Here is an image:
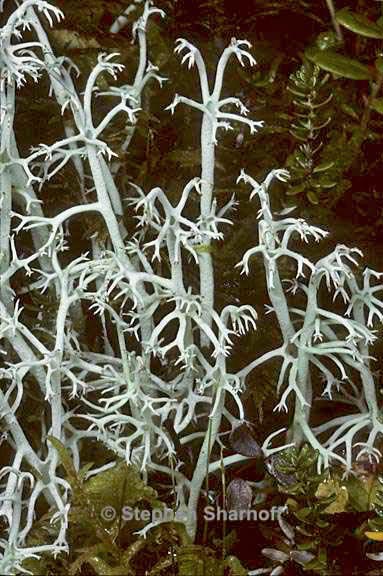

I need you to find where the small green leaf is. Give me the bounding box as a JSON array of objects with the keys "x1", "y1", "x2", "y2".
[
  {"x1": 224, "y1": 556, "x2": 248, "y2": 576},
  {"x1": 315, "y1": 31, "x2": 342, "y2": 51},
  {"x1": 316, "y1": 516, "x2": 331, "y2": 527},
  {"x1": 312, "y1": 160, "x2": 335, "y2": 173},
  {"x1": 294, "y1": 507, "x2": 312, "y2": 521},
  {"x1": 315, "y1": 176, "x2": 337, "y2": 189},
  {"x1": 335, "y1": 8, "x2": 383, "y2": 39},
  {"x1": 370, "y1": 97, "x2": 383, "y2": 115},
  {"x1": 304, "y1": 553, "x2": 328, "y2": 573},
  {"x1": 286, "y1": 182, "x2": 306, "y2": 196},
  {"x1": 307, "y1": 189, "x2": 319, "y2": 205},
  {"x1": 315, "y1": 479, "x2": 349, "y2": 513},
  {"x1": 47, "y1": 436, "x2": 79, "y2": 487},
  {"x1": 85, "y1": 460, "x2": 162, "y2": 511},
  {"x1": 305, "y1": 48, "x2": 372, "y2": 80},
  {"x1": 298, "y1": 444, "x2": 312, "y2": 464},
  {"x1": 346, "y1": 475, "x2": 371, "y2": 511}
]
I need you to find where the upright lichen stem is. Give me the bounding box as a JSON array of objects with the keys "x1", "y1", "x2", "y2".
[
  {"x1": 199, "y1": 113, "x2": 215, "y2": 348},
  {"x1": 185, "y1": 388, "x2": 226, "y2": 540}
]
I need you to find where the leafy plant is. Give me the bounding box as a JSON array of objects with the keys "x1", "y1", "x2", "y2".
[
  {"x1": 284, "y1": 57, "x2": 336, "y2": 205},
  {"x1": 23, "y1": 437, "x2": 165, "y2": 575}
]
